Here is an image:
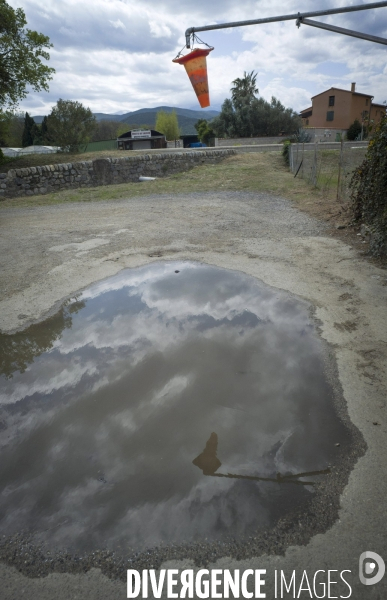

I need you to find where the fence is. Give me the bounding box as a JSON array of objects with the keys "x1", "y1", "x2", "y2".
[{"x1": 289, "y1": 141, "x2": 368, "y2": 201}]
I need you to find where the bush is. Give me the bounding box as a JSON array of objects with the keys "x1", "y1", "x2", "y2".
[
  {"x1": 292, "y1": 128, "x2": 312, "y2": 143},
  {"x1": 347, "y1": 119, "x2": 362, "y2": 141},
  {"x1": 349, "y1": 115, "x2": 387, "y2": 256},
  {"x1": 282, "y1": 139, "x2": 292, "y2": 164},
  {"x1": 0, "y1": 148, "x2": 10, "y2": 165}
]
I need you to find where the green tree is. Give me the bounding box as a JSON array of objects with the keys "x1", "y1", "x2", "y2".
[
  {"x1": 46, "y1": 99, "x2": 96, "y2": 152},
  {"x1": 155, "y1": 109, "x2": 180, "y2": 140},
  {"x1": 231, "y1": 71, "x2": 259, "y2": 111},
  {"x1": 41, "y1": 115, "x2": 49, "y2": 143},
  {"x1": 21, "y1": 111, "x2": 35, "y2": 146},
  {"x1": 194, "y1": 118, "x2": 215, "y2": 144},
  {"x1": 0, "y1": 0, "x2": 55, "y2": 108},
  {"x1": 0, "y1": 109, "x2": 10, "y2": 145},
  {"x1": 346, "y1": 119, "x2": 362, "y2": 141},
  {"x1": 0, "y1": 110, "x2": 23, "y2": 146},
  {"x1": 211, "y1": 98, "x2": 236, "y2": 137},
  {"x1": 91, "y1": 119, "x2": 121, "y2": 142},
  {"x1": 211, "y1": 74, "x2": 301, "y2": 138}
]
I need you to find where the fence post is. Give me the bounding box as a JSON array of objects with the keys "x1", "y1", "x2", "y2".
[
  {"x1": 301, "y1": 142, "x2": 305, "y2": 178},
  {"x1": 336, "y1": 138, "x2": 344, "y2": 201},
  {"x1": 312, "y1": 142, "x2": 318, "y2": 187}
]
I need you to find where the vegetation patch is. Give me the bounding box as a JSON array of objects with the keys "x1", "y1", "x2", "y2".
[{"x1": 350, "y1": 116, "x2": 387, "y2": 256}]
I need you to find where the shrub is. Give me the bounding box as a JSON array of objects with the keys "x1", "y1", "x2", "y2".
[
  {"x1": 349, "y1": 115, "x2": 387, "y2": 256},
  {"x1": 346, "y1": 119, "x2": 362, "y2": 141},
  {"x1": 282, "y1": 139, "x2": 292, "y2": 164},
  {"x1": 292, "y1": 128, "x2": 312, "y2": 143}
]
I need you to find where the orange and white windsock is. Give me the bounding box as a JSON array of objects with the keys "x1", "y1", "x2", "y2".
[{"x1": 173, "y1": 48, "x2": 213, "y2": 108}]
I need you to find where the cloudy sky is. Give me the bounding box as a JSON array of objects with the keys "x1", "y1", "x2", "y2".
[{"x1": 9, "y1": 0, "x2": 387, "y2": 115}]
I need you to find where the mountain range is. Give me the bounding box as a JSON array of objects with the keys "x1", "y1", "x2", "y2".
[{"x1": 32, "y1": 106, "x2": 220, "y2": 135}]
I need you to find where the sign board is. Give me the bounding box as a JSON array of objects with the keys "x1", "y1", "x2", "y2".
[{"x1": 131, "y1": 129, "x2": 152, "y2": 139}]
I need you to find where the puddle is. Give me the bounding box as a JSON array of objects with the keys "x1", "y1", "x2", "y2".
[{"x1": 0, "y1": 261, "x2": 350, "y2": 557}]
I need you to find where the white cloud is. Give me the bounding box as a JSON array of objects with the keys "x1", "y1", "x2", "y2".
[
  {"x1": 7, "y1": 0, "x2": 387, "y2": 113},
  {"x1": 109, "y1": 19, "x2": 126, "y2": 30}
]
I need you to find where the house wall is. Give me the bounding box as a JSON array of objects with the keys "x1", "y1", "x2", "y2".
[
  {"x1": 350, "y1": 94, "x2": 371, "y2": 125},
  {"x1": 0, "y1": 149, "x2": 236, "y2": 200},
  {"x1": 370, "y1": 104, "x2": 386, "y2": 124},
  {"x1": 305, "y1": 89, "x2": 385, "y2": 130},
  {"x1": 308, "y1": 90, "x2": 353, "y2": 129}
]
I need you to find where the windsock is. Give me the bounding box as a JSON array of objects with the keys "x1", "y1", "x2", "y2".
[{"x1": 173, "y1": 47, "x2": 213, "y2": 108}]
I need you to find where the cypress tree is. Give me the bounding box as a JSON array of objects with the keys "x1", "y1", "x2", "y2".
[
  {"x1": 41, "y1": 116, "x2": 49, "y2": 143},
  {"x1": 22, "y1": 112, "x2": 35, "y2": 147}
]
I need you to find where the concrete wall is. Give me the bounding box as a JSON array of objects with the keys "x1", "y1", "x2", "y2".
[
  {"x1": 0, "y1": 149, "x2": 236, "y2": 200},
  {"x1": 303, "y1": 128, "x2": 348, "y2": 143},
  {"x1": 217, "y1": 136, "x2": 285, "y2": 146}
]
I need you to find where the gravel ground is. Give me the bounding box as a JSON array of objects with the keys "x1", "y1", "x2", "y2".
[{"x1": 0, "y1": 190, "x2": 386, "y2": 599}]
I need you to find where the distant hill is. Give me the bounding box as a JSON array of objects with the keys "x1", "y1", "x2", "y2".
[{"x1": 33, "y1": 106, "x2": 220, "y2": 135}]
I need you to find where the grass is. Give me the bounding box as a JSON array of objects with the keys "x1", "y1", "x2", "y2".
[{"x1": 0, "y1": 152, "x2": 326, "y2": 210}]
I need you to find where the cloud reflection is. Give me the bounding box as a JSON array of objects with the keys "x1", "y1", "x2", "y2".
[{"x1": 0, "y1": 262, "x2": 345, "y2": 553}]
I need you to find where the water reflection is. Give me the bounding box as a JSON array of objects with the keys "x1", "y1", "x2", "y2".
[
  {"x1": 193, "y1": 433, "x2": 331, "y2": 485},
  {"x1": 0, "y1": 300, "x2": 85, "y2": 379},
  {"x1": 0, "y1": 261, "x2": 346, "y2": 553}
]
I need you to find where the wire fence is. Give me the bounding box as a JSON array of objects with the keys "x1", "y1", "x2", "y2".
[{"x1": 289, "y1": 141, "x2": 368, "y2": 201}]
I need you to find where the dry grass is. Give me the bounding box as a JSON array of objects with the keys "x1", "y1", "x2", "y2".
[{"x1": 0, "y1": 152, "x2": 327, "y2": 210}]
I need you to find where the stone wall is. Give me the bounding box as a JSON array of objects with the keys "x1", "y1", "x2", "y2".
[{"x1": 0, "y1": 149, "x2": 236, "y2": 200}]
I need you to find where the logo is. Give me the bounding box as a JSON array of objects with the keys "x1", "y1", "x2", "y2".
[{"x1": 359, "y1": 551, "x2": 385, "y2": 586}]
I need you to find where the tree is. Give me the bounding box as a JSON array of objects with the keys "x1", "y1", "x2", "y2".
[
  {"x1": 21, "y1": 112, "x2": 35, "y2": 147},
  {"x1": 91, "y1": 119, "x2": 121, "y2": 142},
  {"x1": 211, "y1": 73, "x2": 301, "y2": 138},
  {"x1": 41, "y1": 116, "x2": 49, "y2": 143},
  {"x1": 46, "y1": 99, "x2": 96, "y2": 151},
  {"x1": 211, "y1": 99, "x2": 236, "y2": 138},
  {"x1": 0, "y1": 0, "x2": 55, "y2": 108},
  {"x1": 231, "y1": 71, "x2": 259, "y2": 111},
  {"x1": 0, "y1": 110, "x2": 23, "y2": 146},
  {"x1": 155, "y1": 109, "x2": 180, "y2": 140},
  {"x1": 194, "y1": 119, "x2": 215, "y2": 145},
  {"x1": 346, "y1": 119, "x2": 362, "y2": 141}
]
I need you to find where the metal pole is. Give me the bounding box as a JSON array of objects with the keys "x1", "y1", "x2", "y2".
[
  {"x1": 313, "y1": 142, "x2": 318, "y2": 187},
  {"x1": 185, "y1": 1, "x2": 387, "y2": 46},
  {"x1": 300, "y1": 18, "x2": 387, "y2": 46}
]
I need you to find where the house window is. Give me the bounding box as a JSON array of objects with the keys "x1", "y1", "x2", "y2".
[
  {"x1": 306, "y1": 119, "x2": 309, "y2": 126},
  {"x1": 326, "y1": 111, "x2": 334, "y2": 122},
  {"x1": 366, "y1": 98, "x2": 369, "y2": 106},
  {"x1": 329, "y1": 95, "x2": 335, "y2": 106}
]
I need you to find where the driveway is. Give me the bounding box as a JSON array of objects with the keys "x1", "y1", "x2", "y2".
[{"x1": 0, "y1": 190, "x2": 386, "y2": 599}]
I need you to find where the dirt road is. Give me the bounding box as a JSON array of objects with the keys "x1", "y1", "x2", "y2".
[{"x1": 0, "y1": 189, "x2": 386, "y2": 598}]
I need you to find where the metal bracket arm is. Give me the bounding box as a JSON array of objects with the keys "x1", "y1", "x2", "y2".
[
  {"x1": 298, "y1": 17, "x2": 387, "y2": 45},
  {"x1": 185, "y1": 1, "x2": 387, "y2": 47}
]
